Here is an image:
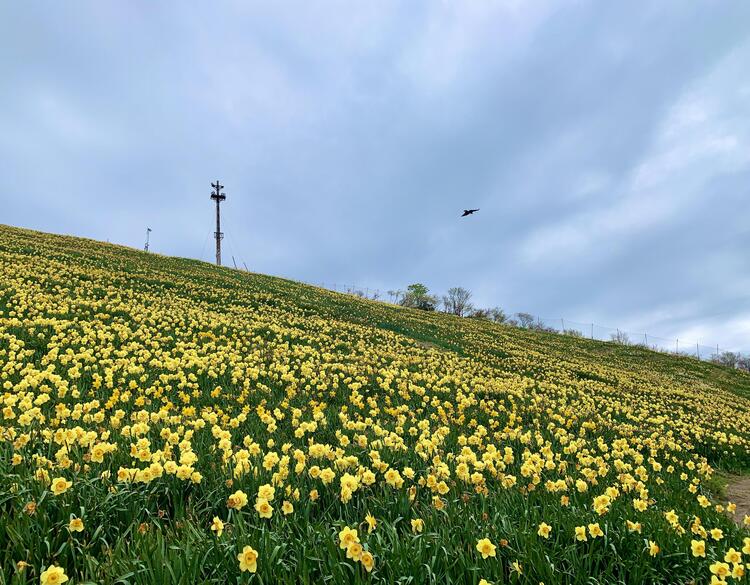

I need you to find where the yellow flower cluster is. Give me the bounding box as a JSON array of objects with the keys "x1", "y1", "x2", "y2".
[
  {"x1": 339, "y1": 527, "x2": 375, "y2": 572},
  {"x1": 1, "y1": 225, "x2": 750, "y2": 582}
]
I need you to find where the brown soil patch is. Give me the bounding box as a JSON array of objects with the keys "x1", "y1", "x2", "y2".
[{"x1": 726, "y1": 476, "x2": 750, "y2": 525}]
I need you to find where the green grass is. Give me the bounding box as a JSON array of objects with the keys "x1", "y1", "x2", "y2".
[{"x1": 1, "y1": 223, "x2": 750, "y2": 584}]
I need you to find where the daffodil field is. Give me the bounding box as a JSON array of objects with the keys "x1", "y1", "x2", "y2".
[{"x1": 2, "y1": 225, "x2": 750, "y2": 584}]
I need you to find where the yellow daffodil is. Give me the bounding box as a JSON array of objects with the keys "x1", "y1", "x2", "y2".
[
  {"x1": 227, "y1": 490, "x2": 248, "y2": 510},
  {"x1": 211, "y1": 516, "x2": 224, "y2": 537},
  {"x1": 724, "y1": 548, "x2": 741, "y2": 564},
  {"x1": 237, "y1": 545, "x2": 258, "y2": 573},
  {"x1": 710, "y1": 561, "x2": 730, "y2": 578},
  {"x1": 538, "y1": 522, "x2": 552, "y2": 539},
  {"x1": 360, "y1": 551, "x2": 375, "y2": 573},
  {"x1": 339, "y1": 526, "x2": 359, "y2": 550},
  {"x1": 365, "y1": 512, "x2": 376, "y2": 533},
  {"x1": 476, "y1": 538, "x2": 496, "y2": 559},
  {"x1": 50, "y1": 477, "x2": 72, "y2": 496},
  {"x1": 254, "y1": 497, "x2": 273, "y2": 519},
  {"x1": 40, "y1": 566, "x2": 68, "y2": 585},
  {"x1": 68, "y1": 517, "x2": 84, "y2": 533},
  {"x1": 346, "y1": 541, "x2": 363, "y2": 561}
]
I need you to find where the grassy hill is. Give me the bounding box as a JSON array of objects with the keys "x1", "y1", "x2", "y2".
[{"x1": 1, "y1": 223, "x2": 749, "y2": 584}]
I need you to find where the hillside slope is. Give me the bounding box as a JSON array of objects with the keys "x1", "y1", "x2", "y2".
[{"x1": 1, "y1": 224, "x2": 749, "y2": 584}]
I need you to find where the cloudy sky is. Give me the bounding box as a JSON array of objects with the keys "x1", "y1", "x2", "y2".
[{"x1": 2, "y1": 1, "x2": 749, "y2": 352}]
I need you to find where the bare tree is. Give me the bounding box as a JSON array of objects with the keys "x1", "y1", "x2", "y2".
[
  {"x1": 469, "y1": 308, "x2": 490, "y2": 320},
  {"x1": 442, "y1": 287, "x2": 473, "y2": 317},
  {"x1": 516, "y1": 313, "x2": 535, "y2": 329},
  {"x1": 714, "y1": 351, "x2": 739, "y2": 368},
  {"x1": 488, "y1": 307, "x2": 507, "y2": 324},
  {"x1": 469, "y1": 306, "x2": 507, "y2": 323},
  {"x1": 531, "y1": 320, "x2": 556, "y2": 332},
  {"x1": 610, "y1": 330, "x2": 630, "y2": 345}
]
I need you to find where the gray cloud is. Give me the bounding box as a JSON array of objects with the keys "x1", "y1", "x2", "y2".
[{"x1": 1, "y1": 1, "x2": 749, "y2": 352}]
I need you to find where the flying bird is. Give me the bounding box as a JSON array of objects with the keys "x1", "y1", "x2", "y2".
[{"x1": 461, "y1": 209, "x2": 479, "y2": 217}]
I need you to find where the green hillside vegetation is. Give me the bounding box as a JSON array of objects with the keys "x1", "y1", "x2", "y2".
[{"x1": 1, "y1": 223, "x2": 749, "y2": 584}]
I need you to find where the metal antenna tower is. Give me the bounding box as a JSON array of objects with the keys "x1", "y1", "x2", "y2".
[
  {"x1": 144, "y1": 227, "x2": 152, "y2": 252},
  {"x1": 210, "y1": 180, "x2": 226, "y2": 266}
]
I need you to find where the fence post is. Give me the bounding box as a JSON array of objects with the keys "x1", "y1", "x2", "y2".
[
  {"x1": 591, "y1": 323, "x2": 594, "y2": 339},
  {"x1": 676, "y1": 339, "x2": 679, "y2": 354}
]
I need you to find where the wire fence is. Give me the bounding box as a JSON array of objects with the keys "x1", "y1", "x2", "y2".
[{"x1": 294, "y1": 280, "x2": 749, "y2": 366}]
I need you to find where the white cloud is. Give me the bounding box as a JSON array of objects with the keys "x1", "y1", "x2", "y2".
[
  {"x1": 518, "y1": 39, "x2": 750, "y2": 266},
  {"x1": 2, "y1": 1, "x2": 749, "y2": 353}
]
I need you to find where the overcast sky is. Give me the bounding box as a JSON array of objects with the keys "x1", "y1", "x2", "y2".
[{"x1": 2, "y1": 1, "x2": 749, "y2": 353}]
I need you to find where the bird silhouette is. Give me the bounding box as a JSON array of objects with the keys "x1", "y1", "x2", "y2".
[{"x1": 461, "y1": 209, "x2": 479, "y2": 217}]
